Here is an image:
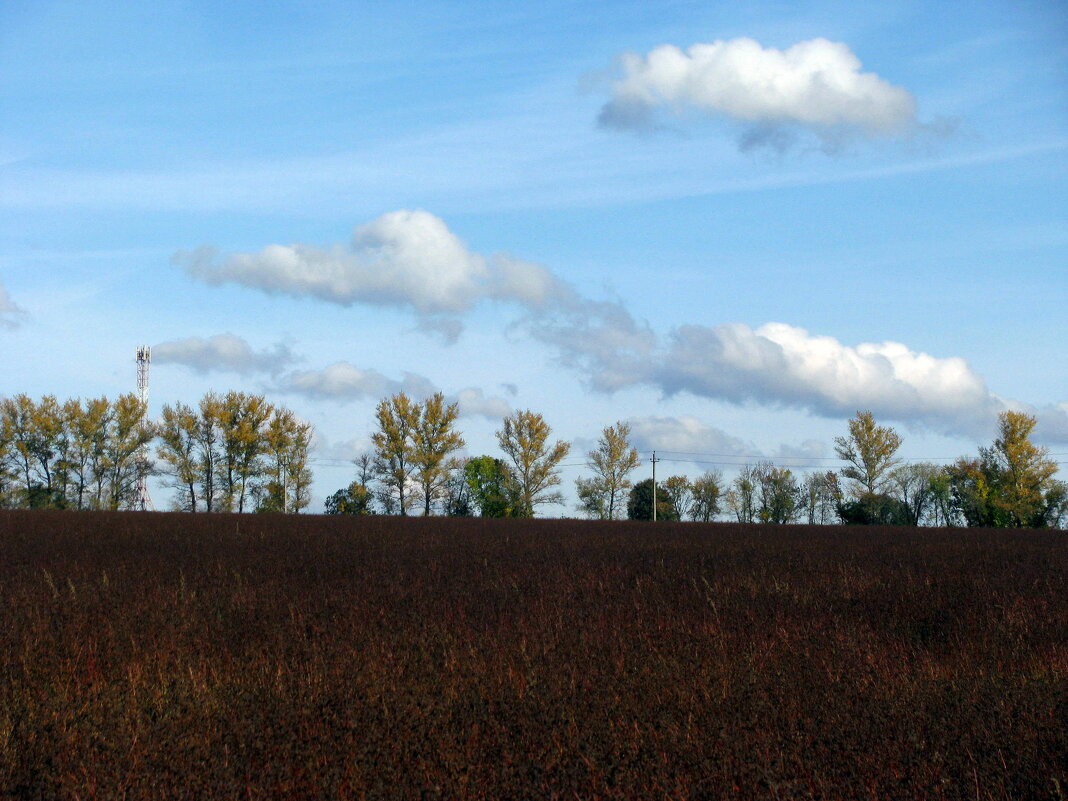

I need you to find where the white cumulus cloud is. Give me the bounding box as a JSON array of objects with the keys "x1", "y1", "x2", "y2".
[
  {"x1": 534, "y1": 309, "x2": 1028, "y2": 439},
  {"x1": 176, "y1": 209, "x2": 574, "y2": 340},
  {"x1": 659, "y1": 322, "x2": 999, "y2": 432},
  {"x1": 600, "y1": 37, "x2": 917, "y2": 150},
  {"x1": 154, "y1": 333, "x2": 298, "y2": 375}
]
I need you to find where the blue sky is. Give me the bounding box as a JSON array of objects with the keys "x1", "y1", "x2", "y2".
[{"x1": 2, "y1": 0, "x2": 1066, "y2": 511}]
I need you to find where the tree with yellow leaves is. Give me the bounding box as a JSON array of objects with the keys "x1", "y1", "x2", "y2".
[{"x1": 496, "y1": 409, "x2": 570, "y2": 518}]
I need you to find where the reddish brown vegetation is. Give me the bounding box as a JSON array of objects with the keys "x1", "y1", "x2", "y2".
[{"x1": 1, "y1": 510, "x2": 1065, "y2": 800}]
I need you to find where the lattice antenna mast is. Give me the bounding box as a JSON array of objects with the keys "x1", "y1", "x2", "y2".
[
  {"x1": 135, "y1": 346, "x2": 153, "y2": 511},
  {"x1": 137, "y1": 346, "x2": 151, "y2": 406}
]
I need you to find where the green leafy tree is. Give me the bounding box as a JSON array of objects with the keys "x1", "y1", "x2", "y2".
[
  {"x1": 464, "y1": 455, "x2": 516, "y2": 517},
  {"x1": 989, "y1": 411, "x2": 1061, "y2": 526},
  {"x1": 834, "y1": 410, "x2": 902, "y2": 498},
  {"x1": 627, "y1": 478, "x2": 679, "y2": 521},
  {"x1": 325, "y1": 482, "x2": 373, "y2": 515},
  {"x1": 575, "y1": 422, "x2": 639, "y2": 520},
  {"x1": 496, "y1": 410, "x2": 570, "y2": 518},
  {"x1": 837, "y1": 493, "x2": 911, "y2": 526},
  {"x1": 1, "y1": 394, "x2": 66, "y2": 507},
  {"x1": 196, "y1": 392, "x2": 224, "y2": 512}
]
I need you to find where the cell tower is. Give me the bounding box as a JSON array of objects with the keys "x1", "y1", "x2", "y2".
[
  {"x1": 135, "y1": 346, "x2": 153, "y2": 511},
  {"x1": 137, "y1": 345, "x2": 151, "y2": 406}
]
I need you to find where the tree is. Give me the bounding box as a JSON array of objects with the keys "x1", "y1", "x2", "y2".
[
  {"x1": 411, "y1": 392, "x2": 464, "y2": 516},
  {"x1": 496, "y1": 410, "x2": 570, "y2": 517},
  {"x1": 0, "y1": 408, "x2": 14, "y2": 508},
  {"x1": 64, "y1": 397, "x2": 111, "y2": 510},
  {"x1": 325, "y1": 482, "x2": 373, "y2": 515},
  {"x1": 101, "y1": 393, "x2": 155, "y2": 511},
  {"x1": 989, "y1": 411, "x2": 1061, "y2": 527},
  {"x1": 372, "y1": 393, "x2": 420, "y2": 515},
  {"x1": 576, "y1": 422, "x2": 640, "y2": 520},
  {"x1": 575, "y1": 477, "x2": 606, "y2": 519},
  {"x1": 754, "y1": 462, "x2": 800, "y2": 524},
  {"x1": 801, "y1": 471, "x2": 840, "y2": 525},
  {"x1": 889, "y1": 462, "x2": 940, "y2": 526},
  {"x1": 258, "y1": 408, "x2": 313, "y2": 513},
  {"x1": 627, "y1": 478, "x2": 679, "y2": 521},
  {"x1": 834, "y1": 411, "x2": 902, "y2": 498},
  {"x1": 927, "y1": 466, "x2": 957, "y2": 527},
  {"x1": 465, "y1": 456, "x2": 516, "y2": 517},
  {"x1": 157, "y1": 401, "x2": 200, "y2": 511},
  {"x1": 353, "y1": 453, "x2": 376, "y2": 485},
  {"x1": 948, "y1": 411, "x2": 1065, "y2": 528},
  {"x1": 837, "y1": 493, "x2": 911, "y2": 526},
  {"x1": 441, "y1": 458, "x2": 472, "y2": 516},
  {"x1": 195, "y1": 392, "x2": 224, "y2": 512},
  {"x1": 662, "y1": 475, "x2": 693, "y2": 520},
  {"x1": 216, "y1": 391, "x2": 273, "y2": 513},
  {"x1": 1, "y1": 394, "x2": 65, "y2": 507},
  {"x1": 725, "y1": 465, "x2": 759, "y2": 523},
  {"x1": 158, "y1": 392, "x2": 312, "y2": 513},
  {"x1": 689, "y1": 470, "x2": 723, "y2": 522}
]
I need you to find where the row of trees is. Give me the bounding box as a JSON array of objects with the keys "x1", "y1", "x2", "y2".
[
  {"x1": 156, "y1": 392, "x2": 313, "y2": 513},
  {"x1": 613, "y1": 411, "x2": 1065, "y2": 529},
  {"x1": 327, "y1": 395, "x2": 573, "y2": 519},
  {"x1": 0, "y1": 394, "x2": 153, "y2": 510},
  {"x1": 0, "y1": 392, "x2": 312, "y2": 513},
  {"x1": 331, "y1": 399, "x2": 1065, "y2": 529},
  {"x1": 5, "y1": 385, "x2": 1064, "y2": 528}
]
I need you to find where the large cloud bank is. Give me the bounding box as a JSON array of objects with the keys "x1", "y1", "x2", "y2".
[
  {"x1": 531, "y1": 302, "x2": 1061, "y2": 440},
  {"x1": 600, "y1": 37, "x2": 917, "y2": 149},
  {"x1": 177, "y1": 209, "x2": 570, "y2": 341},
  {"x1": 177, "y1": 212, "x2": 1068, "y2": 442}
]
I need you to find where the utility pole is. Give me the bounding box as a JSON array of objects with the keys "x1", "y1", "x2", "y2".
[{"x1": 651, "y1": 451, "x2": 659, "y2": 522}]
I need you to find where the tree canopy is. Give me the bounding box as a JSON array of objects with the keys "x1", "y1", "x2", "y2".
[{"x1": 496, "y1": 410, "x2": 570, "y2": 517}]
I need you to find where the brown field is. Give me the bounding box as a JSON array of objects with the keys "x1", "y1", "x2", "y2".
[{"x1": 0, "y1": 511, "x2": 1065, "y2": 800}]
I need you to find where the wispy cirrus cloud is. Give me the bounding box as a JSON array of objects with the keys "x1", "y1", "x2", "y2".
[
  {"x1": 277, "y1": 361, "x2": 511, "y2": 420},
  {"x1": 0, "y1": 280, "x2": 27, "y2": 329},
  {"x1": 278, "y1": 362, "x2": 437, "y2": 402},
  {"x1": 153, "y1": 333, "x2": 298, "y2": 375},
  {"x1": 626, "y1": 415, "x2": 829, "y2": 466},
  {"x1": 599, "y1": 37, "x2": 919, "y2": 151}
]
